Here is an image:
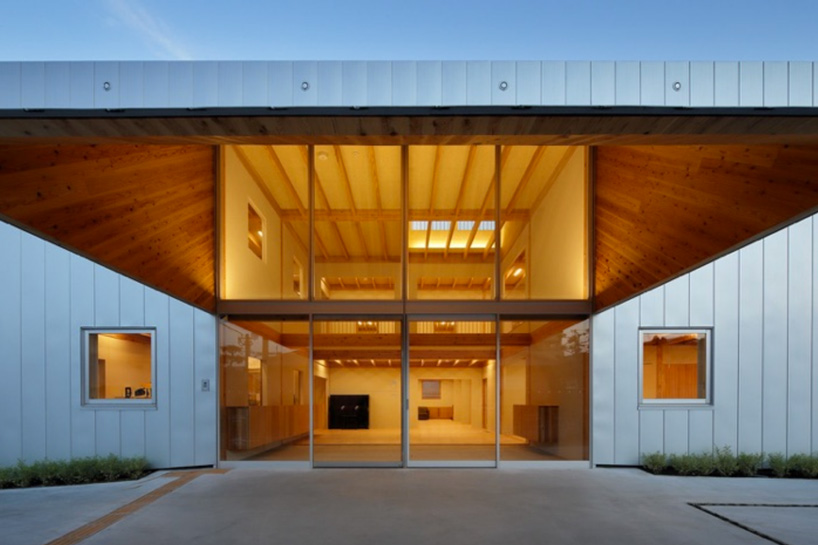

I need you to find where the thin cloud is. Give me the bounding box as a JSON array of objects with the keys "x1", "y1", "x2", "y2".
[{"x1": 103, "y1": 0, "x2": 192, "y2": 60}]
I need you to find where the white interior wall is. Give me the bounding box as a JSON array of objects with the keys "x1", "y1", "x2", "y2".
[
  {"x1": 0, "y1": 219, "x2": 217, "y2": 468},
  {"x1": 592, "y1": 214, "x2": 818, "y2": 466},
  {"x1": 97, "y1": 335, "x2": 152, "y2": 398}
]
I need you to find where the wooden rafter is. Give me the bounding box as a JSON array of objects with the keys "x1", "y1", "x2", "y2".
[
  {"x1": 367, "y1": 147, "x2": 389, "y2": 260},
  {"x1": 444, "y1": 145, "x2": 477, "y2": 258},
  {"x1": 424, "y1": 146, "x2": 442, "y2": 258},
  {"x1": 298, "y1": 147, "x2": 349, "y2": 259},
  {"x1": 280, "y1": 208, "x2": 527, "y2": 222},
  {"x1": 232, "y1": 146, "x2": 310, "y2": 256},
  {"x1": 530, "y1": 147, "x2": 578, "y2": 212},
  {"x1": 463, "y1": 146, "x2": 513, "y2": 258},
  {"x1": 333, "y1": 145, "x2": 369, "y2": 258},
  {"x1": 266, "y1": 146, "x2": 306, "y2": 214}
]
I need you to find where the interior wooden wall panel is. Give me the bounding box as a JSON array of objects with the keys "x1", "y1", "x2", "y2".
[
  {"x1": 0, "y1": 144, "x2": 216, "y2": 311},
  {"x1": 594, "y1": 145, "x2": 818, "y2": 310}
]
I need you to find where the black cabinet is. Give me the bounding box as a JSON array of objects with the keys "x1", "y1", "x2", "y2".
[{"x1": 328, "y1": 395, "x2": 369, "y2": 429}]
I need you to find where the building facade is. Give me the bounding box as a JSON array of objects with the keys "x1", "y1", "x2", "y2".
[{"x1": 0, "y1": 60, "x2": 816, "y2": 468}]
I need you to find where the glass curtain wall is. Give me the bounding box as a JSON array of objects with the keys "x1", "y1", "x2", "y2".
[{"x1": 499, "y1": 320, "x2": 590, "y2": 461}]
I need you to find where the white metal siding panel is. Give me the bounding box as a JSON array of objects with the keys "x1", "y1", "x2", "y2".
[
  {"x1": 69, "y1": 254, "x2": 96, "y2": 458},
  {"x1": 739, "y1": 61, "x2": 763, "y2": 106},
  {"x1": 120, "y1": 409, "x2": 146, "y2": 460},
  {"x1": 565, "y1": 61, "x2": 591, "y2": 106},
  {"x1": 143, "y1": 62, "x2": 169, "y2": 108},
  {"x1": 169, "y1": 299, "x2": 195, "y2": 467},
  {"x1": 268, "y1": 61, "x2": 294, "y2": 107},
  {"x1": 144, "y1": 288, "x2": 171, "y2": 467},
  {"x1": 737, "y1": 241, "x2": 764, "y2": 453},
  {"x1": 391, "y1": 61, "x2": 417, "y2": 106},
  {"x1": 241, "y1": 61, "x2": 267, "y2": 106},
  {"x1": 342, "y1": 61, "x2": 367, "y2": 106},
  {"x1": 762, "y1": 230, "x2": 789, "y2": 454},
  {"x1": 44, "y1": 245, "x2": 71, "y2": 461},
  {"x1": 0, "y1": 62, "x2": 21, "y2": 108},
  {"x1": 21, "y1": 62, "x2": 45, "y2": 109},
  {"x1": 689, "y1": 62, "x2": 714, "y2": 107},
  {"x1": 712, "y1": 252, "x2": 740, "y2": 450},
  {"x1": 491, "y1": 61, "x2": 515, "y2": 105},
  {"x1": 21, "y1": 234, "x2": 47, "y2": 462},
  {"x1": 615, "y1": 61, "x2": 640, "y2": 105},
  {"x1": 663, "y1": 410, "x2": 689, "y2": 454},
  {"x1": 814, "y1": 217, "x2": 818, "y2": 454},
  {"x1": 763, "y1": 61, "x2": 789, "y2": 107},
  {"x1": 217, "y1": 62, "x2": 242, "y2": 107},
  {"x1": 44, "y1": 62, "x2": 71, "y2": 108},
  {"x1": 788, "y1": 61, "x2": 813, "y2": 107},
  {"x1": 441, "y1": 61, "x2": 466, "y2": 106},
  {"x1": 95, "y1": 411, "x2": 121, "y2": 456},
  {"x1": 591, "y1": 309, "x2": 615, "y2": 465},
  {"x1": 168, "y1": 62, "x2": 193, "y2": 108},
  {"x1": 639, "y1": 411, "x2": 664, "y2": 457},
  {"x1": 366, "y1": 61, "x2": 392, "y2": 106},
  {"x1": 787, "y1": 218, "x2": 812, "y2": 455},
  {"x1": 192, "y1": 61, "x2": 218, "y2": 108},
  {"x1": 591, "y1": 61, "x2": 615, "y2": 106},
  {"x1": 689, "y1": 264, "x2": 715, "y2": 327},
  {"x1": 416, "y1": 61, "x2": 441, "y2": 106},
  {"x1": 94, "y1": 62, "x2": 119, "y2": 109},
  {"x1": 467, "y1": 61, "x2": 491, "y2": 106},
  {"x1": 639, "y1": 286, "x2": 664, "y2": 326},
  {"x1": 69, "y1": 62, "x2": 94, "y2": 108},
  {"x1": 665, "y1": 62, "x2": 690, "y2": 107},
  {"x1": 714, "y1": 62, "x2": 740, "y2": 107},
  {"x1": 613, "y1": 299, "x2": 639, "y2": 464},
  {"x1": 688, "y1": 410, "x2": 713, "y2": 453},
  {"x1": 0, "y1": 223, "x2": 22, "y2": 465},
  {"x1": 663, "y1": 275, "x2": 690, "y2": 327},
  {"x1": 119, "y1": 277, "x2": 146, "y2": 459},
  {"x1": 194, "y1": 310, "x2": 217, "y2": 465},
  {"x1": 317, "y1": 61, "x2": 342, "y2": 106},
  {"x1": 292, "y1": 62, "x2": 318, "y2": 107},
  {"x1": 119, "y1": 62, "x2": 144, "y2": 108},
  {"x1": 94, "y1": 265, "x2": 120, "y2": 326},
  {"x1": 515, "y1": 61, "x2": 540, "y2": 105},
  {"x1": 541, "y1": 61, "x2": 566, "y2": 105},
  {"x1": 640, "y1": 62, "x2": 665, "y2": 106}
]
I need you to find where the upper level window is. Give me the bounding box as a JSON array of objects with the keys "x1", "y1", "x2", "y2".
[
  {"x1": 640, "y1": 330, "x2": 710, "y2": 405},
  {"x1": 83, "y1": 329, "x2": 156, "y2": 407}
]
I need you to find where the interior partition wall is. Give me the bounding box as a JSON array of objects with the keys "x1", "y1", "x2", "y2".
[{"x1": 218, "y1": 143, "x2": 592, "y2": 467}]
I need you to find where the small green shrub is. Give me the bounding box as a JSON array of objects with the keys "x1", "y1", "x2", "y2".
[
  {"x1": 786, "y1": 454, "x2": 818, "y2": 479},
  {"x1": 0, "y1": 456, "x2": 149, "y2": 489},
  {"x1": 668, "y1": 452, "x2": 715, "y2": 476},
  {"x1": 642, "y1": 452, "x2": 667, "y2": 474},
  {"x1": 713, "y1": 446, "x2": 739, "y2": 477},
  {"x1": 736, "y1": 452, "x2": 763, "y2": 477},
  {"x1": 768, "y1": 452, "x2": 788, "y2": 478}
]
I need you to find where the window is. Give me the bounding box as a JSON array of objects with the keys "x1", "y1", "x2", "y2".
[
  {"x1": 421, "y1": 379, "x2": 441, "y2": 400},
  {"x1": 248, "y1": 202, "x2": 264, "y2": 259},
  {"x1": 640, "y1": 330, "x2": 710, "y2": 404},
  {"x1": 83, "y1": 329, "x2": 156, "y2": 407}
]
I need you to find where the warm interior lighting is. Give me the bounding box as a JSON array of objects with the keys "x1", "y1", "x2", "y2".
[{"x1": 513, "y1": 267, "x2": 524, "y2": 277}]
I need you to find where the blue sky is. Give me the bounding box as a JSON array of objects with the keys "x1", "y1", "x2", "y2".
[{"x1": 1, "y1": 0, "x2": 816, "y2": 61}]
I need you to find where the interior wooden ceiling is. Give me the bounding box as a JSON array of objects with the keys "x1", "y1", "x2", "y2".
[
  {"x1": 0, "y1": 144, "x2": 216, "y2": 310},
  {"x1": 595, "y1": 144, "x2": 818, "y2": 310}
]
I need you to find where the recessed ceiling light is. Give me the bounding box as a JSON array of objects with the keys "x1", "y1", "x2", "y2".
[{"x1": 317, "y1": 151, "x2": 329, "y2": 161}]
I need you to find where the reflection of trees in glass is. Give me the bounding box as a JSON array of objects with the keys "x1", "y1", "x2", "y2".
[{"x1": 561, "y1": 321, "x2": 589, "y2": 358}]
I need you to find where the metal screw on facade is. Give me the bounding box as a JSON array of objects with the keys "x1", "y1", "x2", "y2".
[
  {"x1": 673, "y1": 81, "x2": 682, "y2": 91},
  {"x1": 103, "y1": 82, "x2": 111, "y2": 91},
  {"x1": 301, "y1": 81, "x2": 310, "y2": 91},
  {"x1": 499, "y1": 81, "x2": 508, "y2": 91}
]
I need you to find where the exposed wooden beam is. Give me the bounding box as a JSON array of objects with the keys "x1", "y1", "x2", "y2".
[
  {"x1": 298, "y1": 147, "x2": 349, "y2": 259},
  {"x1": 333, "y1": 145, "x2": 369, "y2": 258},
  {"x1": 280, "y1": 208, "x2": 527, "y2": 222},
  {"x1": 444, "y1": 145, "x2": 478, "y2": 258},
  {"x1": 315, "y1": 348, "x2": 497, "y2": 360},
  {"x1": 367, "y1": 147, "x2": 389, "y2": 259},
  {"x1": 464, "y1": 145, "x2": 513, "y2": 258},
  {"x1": 424, "y1": 146, "x2": 442, "y2": 258},
  {"x1": 266, "y1": 146, "x2": 306, "y2": 214},
  {"x1": 505, "y1": 146, "x2": 547, "y2": 212},
  {"x1": 232, "y1": 146, "x2": 309, "y2": 256},
  {"x1": 530, "y1": 146, "x2": 578, "y2": 212}
]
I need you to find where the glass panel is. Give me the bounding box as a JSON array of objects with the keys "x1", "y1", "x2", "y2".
[
  {"x1": 220, "y1": 320, "x2": 310, "y2": 461},
  {"x1": 87, "y1": 332, "x2": 153, "y2": 401},
  {"x1": 642, "y1": 331, "x2": 708, "y2": 401},
  {"x1": 500, "y1": 320, "x2": 589, "y2": 461},
  {"x1": 314, "y1": 146, "x2": 402, "y2": 300},
  {"x1": 409, "y1": 320, "x2": 496, "y2": 462},
  {"x1": 313, "y1": 319, "x2": 402, "y2": 465},
  {"x1": 407, "y1": 146, "x2": 496, "y2": 300},
  {"x1": 222, "y1": 145, "x2": 309, "y2": 300},
  {"x1": 500, "y1": 146, "x2": 588, "y2": 300}
]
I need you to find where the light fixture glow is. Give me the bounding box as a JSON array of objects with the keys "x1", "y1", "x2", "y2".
[{"x1": 513, "y1": 267, "x2": 524, "y2": 277}]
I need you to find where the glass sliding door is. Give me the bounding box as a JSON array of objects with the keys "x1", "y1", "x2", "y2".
[
  {"x1": 407, "y1": 319, "x2": 497, "y2": 466},
  {"x1": 312, "y1": 319, "x2": 403, "y2": 467}
]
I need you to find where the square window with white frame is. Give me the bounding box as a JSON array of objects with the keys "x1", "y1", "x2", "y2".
[
  {"x1": 83, "y1": 328, "x2": 156, "y2": 407},
  {"x1": 640, "y1": 329, "x2": 710, "y2": 405}
]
